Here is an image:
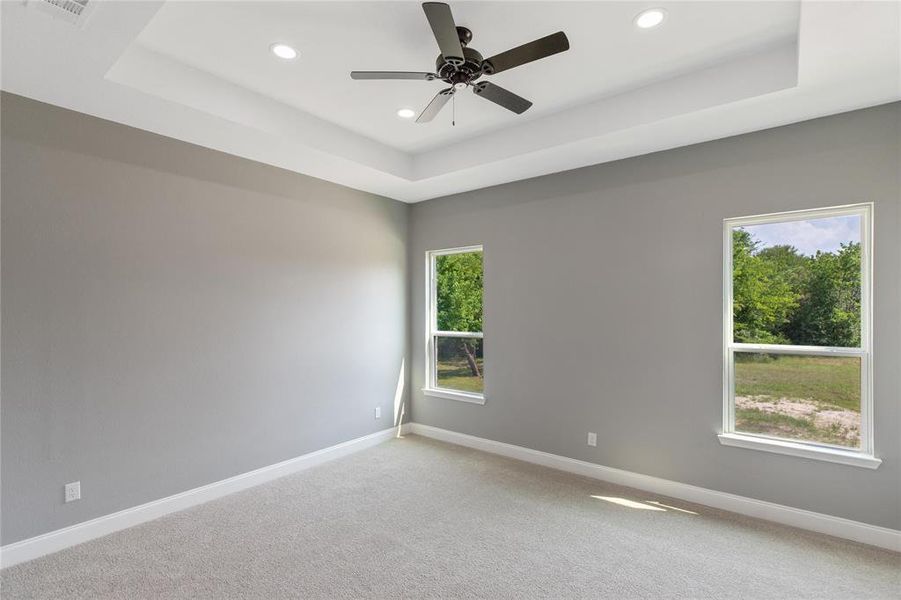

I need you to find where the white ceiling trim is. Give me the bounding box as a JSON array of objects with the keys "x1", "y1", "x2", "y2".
[{"x1": 106, "y1": 44, "x2": 413, "y2": 179}]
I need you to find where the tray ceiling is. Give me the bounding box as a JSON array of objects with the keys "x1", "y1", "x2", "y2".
[{"x1": 2, "y1": 1, "x2": 899, "y2": 202}]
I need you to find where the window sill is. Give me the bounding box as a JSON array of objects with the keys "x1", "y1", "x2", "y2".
[
  {"x1": 422, "y1": 388, "x2": 485, "y2": 405},
  {"x1": 717, "y1": 433, "x2": 881, "y2": 469}
]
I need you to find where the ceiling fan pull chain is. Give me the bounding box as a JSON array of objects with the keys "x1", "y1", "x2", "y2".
[{"x1": 452, "y1": 93, "x2": 456, "y2": 126}]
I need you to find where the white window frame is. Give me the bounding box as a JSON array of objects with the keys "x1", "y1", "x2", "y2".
[
  {"x1": 423, "y1": 245, "x2": 485, "y2": 404},
  {"x1": 719, "y1": 203, "x2": 880, "y2": 469}
]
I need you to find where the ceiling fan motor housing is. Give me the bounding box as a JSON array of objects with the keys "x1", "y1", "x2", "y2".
[
  {"x1": 435, "y1": 47, "x2": 484, "y2": 85},
  {"x1": 435, "y1": 27, "x2": 483, "y2": 86}
]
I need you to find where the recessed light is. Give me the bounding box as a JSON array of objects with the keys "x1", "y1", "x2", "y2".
[
  {"x1": 634, "y1": 8, "x2": 666, "y2": 29},
  {"x1": 396, "y1": 108, "x2": 416, "y2": 119},
  {"x1": 270, "y1": 43, "x2": 298, "y2": 60}
]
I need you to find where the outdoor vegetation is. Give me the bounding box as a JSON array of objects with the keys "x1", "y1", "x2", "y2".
[
  {"x1": 436, "y1": 338, "x2": 484, "y2": 393},
  {"x1": 732, "y1": 224, "x2": 862, "y2": 447},
  {"x1": 732, "y1": 228, "x2": 861, "y2": 346},
  {"x1": 434, "y1": 251, "x2": 483, "y2": 394}
]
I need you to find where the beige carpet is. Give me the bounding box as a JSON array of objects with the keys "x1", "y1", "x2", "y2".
[{"x1": 2, "y1": 435, "x2": 898, "y2": 599}]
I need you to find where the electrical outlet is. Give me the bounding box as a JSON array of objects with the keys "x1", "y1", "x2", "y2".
[
  {"x1": 375, "y1": 406, "x2": 381, "y2": 419},
  {"x1": 64, "y1": 481, "x2": 81, "y2": 503},
  {"x1": 587, "y1": 432, "x2": 597, "y2": 447}
]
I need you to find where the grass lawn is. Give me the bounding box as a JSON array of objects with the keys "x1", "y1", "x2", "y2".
[
  {"x1": 734, "y1": 354, "x2": 860, "y2": 411},
  {"x1": 734, "y1": 354, "x2": 860, "y2": 447},
  {"x1": 436, "y1": 358, "x2": 483, "y2": 394}
]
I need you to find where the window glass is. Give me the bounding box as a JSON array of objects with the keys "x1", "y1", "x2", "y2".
[
  {"x1": 734, "y1": 352, "x2": 861, "y2": 448},
  {"x1": 732, "y1": 215, "x2": 861, "y2": 346},
  {"x1": 434, "y1": 337, "x2": 484, "y2": 394},
  {"x1": 435, "y1": 252, "x2": 483, "y2": 333}
]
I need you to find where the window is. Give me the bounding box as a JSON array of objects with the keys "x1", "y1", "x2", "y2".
[
  {"x1": 425, "y1": 246, "x2": 484, "y2": 403},
  {"x1": 720, "y1": 204, "x2": 879, "y2": 468}
]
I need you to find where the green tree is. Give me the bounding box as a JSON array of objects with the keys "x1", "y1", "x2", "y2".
[
  {"x1": 787, "y1": 243, "x2": 861, "y2": 347},
  {"x1": 756, "y1": 245, "x2": 809, "y2": 288},
  {"x1": 436, "y1": 252, "x2": 483, "y2": 377},
  {"x1": 732, "y1": 229, "x2": 799, "y2": 344}
]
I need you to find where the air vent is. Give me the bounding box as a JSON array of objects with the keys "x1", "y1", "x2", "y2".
[{"x1": 29, "y1": 0, "x2": 93, "y2": 25}]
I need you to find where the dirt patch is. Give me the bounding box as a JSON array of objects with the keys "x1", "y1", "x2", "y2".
[
  {"x1": 735, "y1": 396, "x2": 860, "y2": 446},
  {"x1": 737, "y1": 397, "x2": 817, "y2": 419}
]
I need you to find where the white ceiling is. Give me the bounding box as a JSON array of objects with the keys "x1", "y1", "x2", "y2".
[
  {"x1": 2, "y1": 1, "x2": 899, "y2": 202},
  {"x1": 133, "y1": 1, "x2": 799, "y2": 153}
]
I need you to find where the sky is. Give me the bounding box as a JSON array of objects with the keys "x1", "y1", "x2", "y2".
[{"x1": 740, "y1": 215, "x2": 860, "y2": 256}]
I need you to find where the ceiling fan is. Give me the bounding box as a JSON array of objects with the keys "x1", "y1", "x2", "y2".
[{"x1": 350, "y1": 2, "x2": 570, "y2": 123}]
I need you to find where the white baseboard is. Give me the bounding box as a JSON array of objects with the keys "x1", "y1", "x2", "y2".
[
  {"x1": 1, "y1": 423, "x2": 412, "y2": 569},
  {"x1": 3, "y1": 421, "x2": 895, "y2": 569},
  {"x1": 409, "y1": 423, "x2": 901, "y2": 553}
]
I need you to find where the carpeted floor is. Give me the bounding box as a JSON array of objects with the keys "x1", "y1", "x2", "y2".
[{"x1": 2, "y1": 435, "x2": 898, "y2": 599}]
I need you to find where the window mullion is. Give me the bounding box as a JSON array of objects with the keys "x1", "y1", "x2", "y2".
[
  {"x1": 731, "y1": 343, "x2": 865, "y2": 357},
  {"x1": 432, "y1": 330, "x2": 483, "y2": 338}
]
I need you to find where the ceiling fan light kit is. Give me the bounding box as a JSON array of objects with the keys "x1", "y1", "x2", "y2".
[{"x1": 350, "y1": 2, "x2": 570, "y2": 124}]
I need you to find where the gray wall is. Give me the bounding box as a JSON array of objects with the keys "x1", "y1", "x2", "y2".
[
  {"x1": 1, "y1": 93, "x2": 409, "y2": 545},
  {"x1": 3, "y1": 92, "x2": 899, "y2": 546},
  {"x1": 410, "y1": 102, "x2": 901, "y2": 530}
]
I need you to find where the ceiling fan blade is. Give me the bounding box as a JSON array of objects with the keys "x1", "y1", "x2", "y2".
[
  {"x1": 482, "y1": 31, "x2": 570, "y2": 75},
  {"x1": 416, "y1": 88, "x2": 455, "y2": 123},
  {"x1": 350, "y1": 71, "x2": 437, "y2": 80},
  {"x1": 472, "y1": 82, "x2": 532, "y2": 114},
  {"x1": 422, "y1": 2, "x2": 464, "y2": 65}
]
